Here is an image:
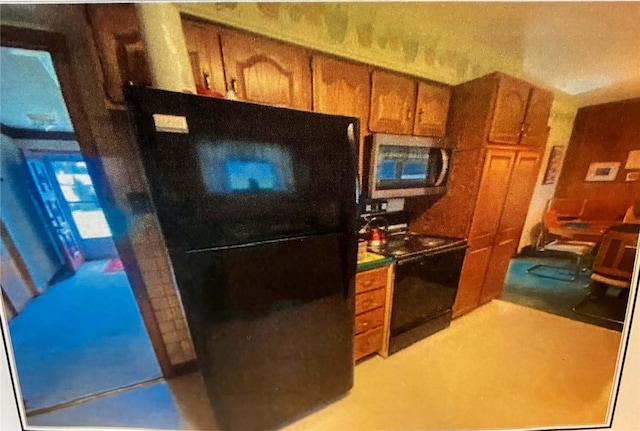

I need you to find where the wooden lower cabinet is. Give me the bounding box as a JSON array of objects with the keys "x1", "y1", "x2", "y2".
[
  {"x1": 453, "y1": 242, "x2": 492, "y2": 317},
  {"x1": 453, "y1": 147, "x2": 542, "y2": 318},
  {"x1": 479, "y1": 228, "x2": 521, "y2": 303},
  {"x1": 355, "y1": 287, "x2": 386, "y2": 313},
  {"x1": 354, "y1": 327, "x2": 384, "y2": 360},
  {"x1": 354, "y1": 264, "x2": 393, "y2": 361},
  {"x1": 355, "y1": 307, "x2": 385, "y2": 334}
]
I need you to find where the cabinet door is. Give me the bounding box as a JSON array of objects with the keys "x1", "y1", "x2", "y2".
[
  {"x1": 479, "y1": 228, "x2": 521, "y2": 303},
  {"x1": 488, "y1": 76, "x2": 531, "y2": 144},
  {"x1": 86, "y1": 4, "x2": 152, "y2": 104},
  {"x1": 480, "y1": 150, "x2": 541, "y2": 302},
  {"x1": 520, "y1": 87, "x2": 554, "y2": 147},
  {"x1": 369, "y1": 71, "x2": 416, "y2": 135},
  {"x1": 497, "y1": 150, "x2": 542, "y2": 232},
  {"x1": 453, "y1": 241, "x2": 492, "y2": 318},
  {"x1": 220, "y1": 31, "x2": 312, "y2": 110},
  {"x1": 181, "y1": 19, "x2": 226, "y2": 96},
  {"x1": 467, "y1": 149, "x2": 517, "y2": 242},
  {"x1": 413, "y1": 82, "x2": 451, "y2": 137},
  {"x1": 312, "y1": 55, "x2": 370, "y2": 176}
]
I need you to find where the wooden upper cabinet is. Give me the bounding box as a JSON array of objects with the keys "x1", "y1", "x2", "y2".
[
  {"x1": 312, "y1": 55, "x2": 371, "y2": 176},
  {"x1": 86, "y1": 4, "x2": 152, "y2": 105},
  {"x1": 488, "y1": 74, "x2": 553, "y2": 147},
  {"x1": 312, "y1": 55, "x2": 370, "y2": 123},
  {"x1": 219, "y1": 31, "x2": 312, "y2": 110},
  {"x1": 181, "y1": 19, "x2": 226, "y2": 96},
  {"x1": 413, "y1": 83, "x2": 451, "y2": 137},
  {"x1": 488, "y1": 75, "x2": 531, "y2": 144},
  {"x1": 369, "y1": 71, "x2": 417, "y2": 135},
  {"x1": 520, "y1": 87, "x2": 554, "y2": 147}
]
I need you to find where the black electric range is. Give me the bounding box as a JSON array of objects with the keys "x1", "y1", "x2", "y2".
[
  {"x1": 369, "y1": 229, "x2": 468, "y2": 355},
  {"x1": 369, "y1": 231, "x2": 468, "y2": 260}
]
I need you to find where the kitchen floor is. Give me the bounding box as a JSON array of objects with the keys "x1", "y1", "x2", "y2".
[{"x1": 27, "y1": 300, "x2": 622, "y2": 431}]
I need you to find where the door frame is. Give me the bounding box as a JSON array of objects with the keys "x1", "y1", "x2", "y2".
[{"x1": 0, "y1": 26, "x2": 173, "y2": 377}]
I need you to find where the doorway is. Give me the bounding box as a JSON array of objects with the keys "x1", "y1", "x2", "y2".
[
  {"x1": 0, "y1": 38, "x2": 161, "y2": 415},
  {"x1": 23, "y1": 150, "x2": 118, "y2": 263}
]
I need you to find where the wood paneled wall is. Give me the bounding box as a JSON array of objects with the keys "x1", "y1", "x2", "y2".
[{"x1": 555, "y1": 99, "x2": 640, "y2": 220}]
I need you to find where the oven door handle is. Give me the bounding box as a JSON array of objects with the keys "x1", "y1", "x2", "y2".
[{"x1": 396, "y1": 244, "x2": 468, "y2": 265}]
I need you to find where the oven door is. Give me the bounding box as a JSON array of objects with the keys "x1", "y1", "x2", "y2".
[{"x1": 390, "y1": 245, "x2": 466, "y2": 342}]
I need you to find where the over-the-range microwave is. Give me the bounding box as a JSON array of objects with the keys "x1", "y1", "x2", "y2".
[{"x1": 362, "y1": 133, "x2": 453, "y2": 199}]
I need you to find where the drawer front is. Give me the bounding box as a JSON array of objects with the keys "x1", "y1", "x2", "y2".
[
  {"x1": 355, "y1": 306, "x2": 385, "y2": 335},
  {"x1": 356, "y1": 266, "x2": 388, "y2": 293},
  {"x1": 355, "y1": 266, "x2": 388, "y2": 294},
  {"x1": 354, "y1": 326, "x2": 384, "y2": 360},
  {"x1": 355, "y1": 288, "x2": 386, "y2": 314}
]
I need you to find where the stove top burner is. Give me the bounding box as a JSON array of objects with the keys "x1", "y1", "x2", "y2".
[{"x1": 369, "y1": 231, "x2": 467, "y2": 259}]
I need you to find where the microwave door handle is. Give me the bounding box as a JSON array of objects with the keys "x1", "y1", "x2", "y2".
[{"x1": 434, "y1": 148, "x2": 450, "y2": 186}]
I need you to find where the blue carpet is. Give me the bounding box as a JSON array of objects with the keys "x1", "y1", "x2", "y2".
[
  {"x1": 501, "y1": 257, "x2": 624, "y2": 331},
  {"x1": 7, "y1": 260, "x2": 161, "y2": 412},
  {"x1": 27, "y1": 380, "x2": 184, "y2": 429}
]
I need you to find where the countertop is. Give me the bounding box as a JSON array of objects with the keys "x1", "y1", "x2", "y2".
[{"x1": 356, "y1": 251, "x2": 394, "y2": 272}]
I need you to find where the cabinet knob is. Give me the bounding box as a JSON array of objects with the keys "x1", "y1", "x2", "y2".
[{"x1": 203, "y1": 71, "x2": 211, "y2": 90}]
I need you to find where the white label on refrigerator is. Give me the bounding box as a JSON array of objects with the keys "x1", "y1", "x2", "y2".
[{"x1": 153, "y1": 114, "x2": 189, "y2": 134}]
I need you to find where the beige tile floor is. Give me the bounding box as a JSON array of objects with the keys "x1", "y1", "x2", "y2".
[
  {"x1": 282, "y1": 300, "x2": 622, "y2": 431},
  {"x1": 29, "y1": 300, "x2": 623, "y2": 431}
]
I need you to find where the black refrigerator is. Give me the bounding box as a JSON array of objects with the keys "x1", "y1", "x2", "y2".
[{"x1": 124, "y1": 86, "x2": 359, "y2": 430}]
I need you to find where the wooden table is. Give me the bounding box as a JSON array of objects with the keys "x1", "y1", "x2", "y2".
[{"x1": 548, "y1": 220, "x2": 619, "y2": 243}]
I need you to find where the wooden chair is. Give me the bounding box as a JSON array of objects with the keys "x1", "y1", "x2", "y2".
[
  {"x1": 572, "y1": 205, "x2": 639, "y2": 324},
  {"x1": 588, "y1": 204, "x2": 640, "y2": 292},
  {"x1": 528, "y1": 198, "x2": 596, "y2": 281}
]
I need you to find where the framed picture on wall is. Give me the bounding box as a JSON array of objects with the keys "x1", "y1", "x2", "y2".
[
  {"x1": 584, "y1": 161, "x2": 621, "y2": 182},
  {"x1": 542, "y1": 145, "x2": 565, "y2": 185}
]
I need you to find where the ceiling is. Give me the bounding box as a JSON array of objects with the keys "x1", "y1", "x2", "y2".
[
  {"x1": 1, "y1": 2, "x2": 639, "y2": 132},
  {"x1": 0, "y1": 47, "x2": 74, "y2": 133},
  {"x1": 377, "y1": 2, "x2": 640, "y2": 105}
]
